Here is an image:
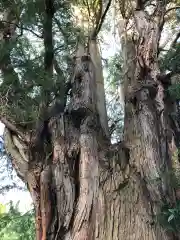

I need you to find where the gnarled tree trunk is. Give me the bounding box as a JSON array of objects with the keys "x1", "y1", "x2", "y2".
[
  {"x1": 4, "y1": 42, "x2": 179, "y2": 240},
  {"x1": 2, "y1": 2, "x2": 180, "y2": 240}
]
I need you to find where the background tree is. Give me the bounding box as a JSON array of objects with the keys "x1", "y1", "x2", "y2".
[{"x1": 0, "y1": 202, "x2": 35, "y2": 240}]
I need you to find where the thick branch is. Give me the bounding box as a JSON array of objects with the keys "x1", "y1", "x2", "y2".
[
  {"x1": 53, "y1": 58, "x2": 72, "y2": 95},
  {"x1": 95, "y1": 0, "x2": 103, "y2": 34},
  {"x1": 43, "y1": 0, "x2": 55, "y2": 72},
  {"x1": 4, "y1": 128, "x2": 28, "y2": 180},
  {"x1": 1, "y1": 117, "x2": 30, "y2": 143},
  {"x1": 40, "y1": 0, "x2": 55, "y2": 106},
  {"x1": 12, "y1": 135, "x2": 29, "y2": 162},
  {"x1": 91, "y1": 0, "x2": 112, "y2": 39},
  {"x1": 32, "y1": 0, "x2": 55, "y2": 146},
  {"x1": 165, "y1": 6, "x2": 180, "y2": 15},
  {"x1": 154, "y1": 1, "x2": 168, "y2": 35}
]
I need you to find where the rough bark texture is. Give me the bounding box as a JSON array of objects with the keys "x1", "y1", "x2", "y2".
[
  {"x1": 89, "y1": 40, "x2": 109, "y2": 138},
  {"x1": 116, "y1": 5, "x2": 180, "y2": 239},
  {"x1": 5, "y1": 43, "x2": 178, "y2": 240},
  {"x1": 2, "y1": 2, "x2": 180, "y2": 240},
  {"x1": 4, "y1": 50, "x2": 109, "y2": 240}
]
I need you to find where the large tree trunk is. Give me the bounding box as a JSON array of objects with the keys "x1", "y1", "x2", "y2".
[
  {"x1": 115, "y1": 6, "x2": 180, "y2": 240},
  {"x1": 4, "y1": 46, "x2": 111, "y2": 240},
  {"x1": 4, "y1": 43, "x2": 179, "y2": 240},
  {"x1": 3, "y1": 4, "x2": 180, "y2": 240}
]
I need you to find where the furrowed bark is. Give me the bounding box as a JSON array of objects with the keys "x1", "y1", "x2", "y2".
[
  {"x1": 89, "y1": 40, "x2": 109, "y2": 139},
  {"x1": 115, "y1": 3, "x2": 180, "y2": 239},
  {"x1": 4, "y1": 46, "x2": 128, "y2": 240},
  {"x1": 3, "y1": 2, "x2": 180, "y2": 240},
  {"x1": 4, "y1": 43, "x2": 179, "y2": 239},
  {"x1": 71, "y1": 56, "x2": 99, "y2": 240}
]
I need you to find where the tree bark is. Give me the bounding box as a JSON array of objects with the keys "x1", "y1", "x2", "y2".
[
  {"x1": 3, "y1": 3, "x2": 180, "y2": 240},
  {"x1": 5, "y1": 43, "x2": 178, "y2": 240},
  {"x1": 89, "y1": 40, "x2": 109, "y2": 139},
  {"x1": 116, "y1": 5, "x2": 180, "y2": 239},
  {"x1": 4, "y1": 47, "x2": 110, "y2": 240}
]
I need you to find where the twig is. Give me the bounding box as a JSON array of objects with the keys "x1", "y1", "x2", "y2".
[
  {"x1": 91, "y1": 0, "x2": 112, "y2": 39},
  {"x1": 1, "y1": 20, "x2": 43, "y2": 38},
  {"x1": 171, "y1": 32, "x2": 180, "y2": 48}
]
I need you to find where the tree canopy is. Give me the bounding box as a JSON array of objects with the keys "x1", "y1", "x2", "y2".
[{"x1": 0, "y1": 202, "x2": 35, "y2": 240}]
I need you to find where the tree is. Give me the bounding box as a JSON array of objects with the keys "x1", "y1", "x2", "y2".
[
  {"x1": 0, "y1": 202, "x2": 35, "y2": 240},
  {"x1": 116, "y1": 0, "x2": 180, "y2": 239},
  {"x1": 1, "y1": 0, "x2": 180, "y2": 240}
]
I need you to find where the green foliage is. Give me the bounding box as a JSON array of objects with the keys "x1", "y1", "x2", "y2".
[
  {"x1": 160, "y1": 43, "x2": 180, "y2": 101},
  {"x1": 0, "y1": 0, "x2": 80, "y2": 129},
  {"x1": 0, "y1": 201, "x2": 35, "y2": 240},
  {"x1": 105, "y1": 52, "x2": 124, "y2": 143},
  {"x1": 0, "y1": 203, "x2": 6, "y2": 215},
  {"x1": 107, "y1": 53, "x2": 123, "y2": 89},
  {"x1": 160, "y1": 45, "x2": 180, "y2": 74},
  {"x1": 158, "y1": 201, "x2": 180, "y2": 233},
  {"x1": 157, "y1": 167, "x2": 180, "y2": 233},
  {"x1": 168, "y1": 82, "x2": 180, "y2": 100}
]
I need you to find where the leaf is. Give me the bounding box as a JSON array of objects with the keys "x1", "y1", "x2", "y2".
[
  {"x1": 168, "y1": 214, "x2": 175, "y2": 222},
  {"x1": 168, "y1": 208, "x2": 176, "y2": 214},
  {"x1": 0, "y1": 203, "x2": 6, "y2": 215}
]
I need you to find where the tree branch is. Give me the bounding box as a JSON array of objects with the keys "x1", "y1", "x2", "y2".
[
  {"x1": 39, "y1": 0, "x2": 55, "y2": 104},
  {"x1": 43, "y1": 0, "x2": 55, "y2": 72},
  {"x1": 165, "y1": 6, "x2": 180, "y2": 15},
  {"x1": 4, "y1": 128, "x2": 28, "y2": 180},
  {"x1": 0, "y1": 20, "x2": 43, "y2": 38},
  {"x1": 157, "y1": 71, "x2": 180, "y2": 85},
  {"x1": 12, "y1": 135, "x2": 29, "y2": 162},
  {"x1": 171, "y1": 31, "x2": 180, "y2": 48},
  {"x1": 53, "y1": 59, "x2": 65, "y2": 78},
  {"x1": 83, "y1": 0, "x2": 91, "y2": 18},
  {"x1": 32, "y1": 0, "x2": 55, "y2": 146},
  {"x1": 1, "y1": 117, "x2": 30, "y2": 142},
  {"x1": 91, "y1": 0, "x2": 112, "y2": 39},
  {"x1": 135, "y1": 0, "x2": 144, "y2": 10},
  {"x1": 168, "y1": 71, "x2": 180, "y2": 79},
  {"x1": 95, "y1": 0, "x2": 103, "y2": 34},
  {"x1": 53, "y1": 58, "x2": 72, "y2": 102}
]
